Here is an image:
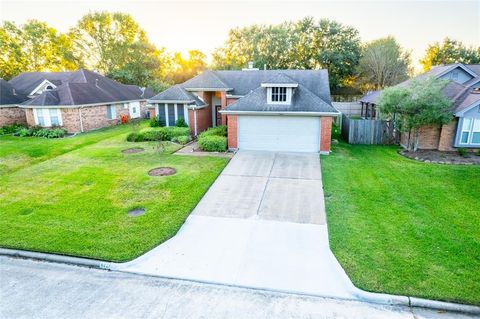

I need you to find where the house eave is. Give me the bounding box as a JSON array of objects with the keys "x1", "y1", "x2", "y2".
[
  {"x1": 147, "y1": 100, "x2": 194, "y2": 104},
  {"x1": 184, "y1": 88, "x2": 233, "y2": 92},
  {"x1": 261, "y1": 83, "x2": 298, "y2": 88},
  {"x1": 435, "y1": 63, "x2": 479, "y2": 79},
  {"x1": 219, "y1": 110, "x2": 341, "y2": 117},
  {"x1": 19, "y1": 99, "x2": 147, "y2": 109}
]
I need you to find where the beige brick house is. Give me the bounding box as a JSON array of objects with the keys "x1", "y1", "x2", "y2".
[
  {"x1": 148, "y1": 67, "x2": 339, "y2": 153},
  {"x1": 360, "y1": 63, "x2": 480, "y2": 151},
  {"x1": 0, "y1": 79, "x2": 29, "y2": 126},
  {"x1": 9, "y1": 69, "x2": 154, "y2": 133}
]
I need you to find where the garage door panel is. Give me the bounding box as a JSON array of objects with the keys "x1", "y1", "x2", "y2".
[{"x1": 238, "y1": 116, "x2": 320, "y2": 152}]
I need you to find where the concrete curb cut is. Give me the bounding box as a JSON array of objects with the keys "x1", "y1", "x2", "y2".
[
  {"x1": 351, "y1": 288, "x2": 480, "y2": 315},
  {"x1": 0, "y1": 248, "x2": 120, "y2": 271},
  {"x1": 1, "y1": 248, "x2": 479, "y2": 315}
]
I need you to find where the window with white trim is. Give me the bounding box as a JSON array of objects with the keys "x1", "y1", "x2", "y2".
[
  {"x1": 272, "y1": 87, "x2": 287, "y2": 102},
  {"x1": 34, "y1": 108, "x2": 62, "y2": 127},
  {"x1": 106, "y1": 105, "x2": 116, "y2": 120},
  {"x1": 460, "y1": 117, "x2": 480, "y2": 145}
]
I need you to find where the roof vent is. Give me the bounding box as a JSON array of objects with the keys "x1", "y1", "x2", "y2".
[
  {"x1": 242, "y1": 61, "x2": 259, "y2": 71},
  {"x1": 95, "y1": 78, "x2": 99, "y2": 88}
]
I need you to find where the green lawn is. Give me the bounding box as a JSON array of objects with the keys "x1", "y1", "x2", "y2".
[
  {"x1": 0, "y1": 124, "x2": 228, "y2": 262},
  {"x1": 321, "y1": 142, "x2": 480, "y2": 305}
]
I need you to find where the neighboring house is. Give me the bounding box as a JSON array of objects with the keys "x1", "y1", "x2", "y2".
[
  {"x1": 359, "y1": 63, "x2": 480, "y2": 151},
  {"x1": 0, "y1": 79, "x2": 29, "y2": 126},
  {"x1": 149, "y1": 68, "x2": 339, "y2": 153},
  {"x1": 9, "y1": 69, "x2": 154, "y2": 133}
]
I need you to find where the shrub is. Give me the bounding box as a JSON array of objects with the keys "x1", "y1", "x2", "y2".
[
  {"x1": 199, "y1": 125, "x2": 227, "y2": 138},
  {"x1": 0, "y1": 122, "x2": 25, "y2": 135},
  {"x1": 127, "y1": 127, "x2": 191, "y2": 142},
  {"x1": 29, "y1": 127, "x2": 66, "y2": 138},
  {"x1": 457, "y1": 147, "x2": 468, "y2": 157},
  {"x1": 150, "y1": 115, "x2": 165, "y2": 127},
  {"x1": 126, "y1": 132, "x2": 145, "y2": 142},
  {"x1": 121, "y1": 114, "x2": 130, "y2": 124},
  {"x1": 198, "y1": 135, "x2": 227, "y2": 152},
  {"x1": 172, "y1": 135, "x2": 192, "y2": 145},
  {"x1": 17, "y1": 128, "x2": 31, "y2": 137},
  {"x1": 477, "y1": 149, "x2": 480, "y2": 157},
  {"x1": 175, "y1": 118, "x2": 188, "y2": 127}
]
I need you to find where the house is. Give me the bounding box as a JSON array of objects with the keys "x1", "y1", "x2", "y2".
[
  {"x1": 148, "y1": 68, "x2": 339, "y2": 153},
  {"x1": 359, "y1": 63, "x2": 480, "y2": 151},
  {"x1": 9, "y1": 69, "x2": 154, "y2": 133},
  {"x1": 0, "y1": 79, "x2": 29, "y2": 126}
]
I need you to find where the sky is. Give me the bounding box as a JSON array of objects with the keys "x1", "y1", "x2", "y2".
[{"x1": 1, "y1": 0, "x2": 479, "y2": 70}]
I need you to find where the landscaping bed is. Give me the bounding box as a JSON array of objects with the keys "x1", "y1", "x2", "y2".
[
  {"x1": 400, "y1": 149, "x2": 480, "y2": 165},
  {"x1": 321, "y1": 141, "x2": 480, "y2": 305},
  {"x1": 0, "y1": 124, "x2": 228, "y2": 262}
]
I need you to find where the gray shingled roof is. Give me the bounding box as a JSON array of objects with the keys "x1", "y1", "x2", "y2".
[
  {"x1": 0, "y1": 79, "x2": 29, "y2": 106},
  {"x1": 454, "y1": 92, "x2": 480, "y2": 114},
  {"x1": 9, "y1": 72, "x2": 73, "y2": 96},
  {"x1": 149, "y1": 85, "x2": 205, "y2": 107},
  {"x1": 20, "y1": 69, "x2": 153, "y2": 107},
  {"x1": 224, "y1": 84, "x2": 336, "y2": 113},
  {"x1": 182, "y1": 70, "x2": 332, "y2": 104},
  {"x1": 359, "y1": 90, "x2": 382, "y2": 104}
]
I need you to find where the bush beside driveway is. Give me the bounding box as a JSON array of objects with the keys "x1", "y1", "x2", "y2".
[
  {"x1": 0, "y1": 123, "x2": 228, "y2": 262},
  {"x1": 321, "y1": 141, "x2": 480, "y2": 305}
]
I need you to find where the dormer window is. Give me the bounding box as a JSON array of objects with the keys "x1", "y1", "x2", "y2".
[
  {"x1": 272, "y1": 87, "x2": 287, "y2": 102},
  {"x1": 266, "y1": 87, "x2": 293, "y2": 104}
]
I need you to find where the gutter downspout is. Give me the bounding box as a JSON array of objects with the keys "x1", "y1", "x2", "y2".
[
  {"x1": 193, "y1": 109, "x2": 198, "y2": 136},
  {"x1": 78, "y1": 107, "x2": 84, "y2": 133}
]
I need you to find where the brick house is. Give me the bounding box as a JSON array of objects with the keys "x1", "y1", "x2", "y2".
[
  {"x1": 0, "y1": 79, "x2": 29, "y2": 126},
  {"x1": 9, "y1": 69, "x2": 154, "y2": 133},
  {"x1": 148, "y1": 67, "x2": 339, "y2": 153},
  {"x1": 359, "y1": 63, "x2": 480, "y2": 151}
]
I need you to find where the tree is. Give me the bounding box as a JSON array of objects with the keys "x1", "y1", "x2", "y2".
[
  {"x1": 378, "y1": 77, "x2": 452, "y2": 151},
  {"x1": 165, "y1": 50, "x2": 207, "y2": 84},
  {"x1": 0, "y1": 20, "x2": 80, "y2": 80},
  {"x1": 212, "y1": 17, "x2": 361, "y2": 89},
  {"x1": 73, "y1": 12, "x2": 171, "y2": 91},
  {"x1": 356, "y1": 37, "x2": 411, "y2": 91},
  {"x1": 420, "y1": 38, "x2": 480, "y2": 71}
]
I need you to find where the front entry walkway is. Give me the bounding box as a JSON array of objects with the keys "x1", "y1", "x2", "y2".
[{"x1": 119, "y1": 151, "x2": 356, "y2": 299}]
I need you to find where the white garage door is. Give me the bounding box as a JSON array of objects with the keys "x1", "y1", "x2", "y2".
[{"x1": 238, "y1": 115, "x2": 320, "y2": 152}]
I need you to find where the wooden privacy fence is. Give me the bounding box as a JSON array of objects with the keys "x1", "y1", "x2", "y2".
[{"x1": 341, "y1": 114, "x2": 398, "y2": 145}]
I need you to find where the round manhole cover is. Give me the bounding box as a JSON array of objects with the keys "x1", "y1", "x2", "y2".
[
  {"x1": 122, "y1": 147, "x2": 145, "y2": 154},
  {"x1": 128, "y1": 208, "x2": 145, "y2": 217},
  {"x1": 148, "y1": 167, "x2": 176, "y2": 176}
]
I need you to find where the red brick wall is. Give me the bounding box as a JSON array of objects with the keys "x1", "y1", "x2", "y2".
[
  {"x1": 320, "y1": 117, "x2": 333, "y2": 153},
  {"x1": 438, "y1": 119, "x2": 457, "y2": 151},
  {"x1": 0, "y1": 107, "x2": 27, "y2": 126},
  {"x1": 227, "y1": 115, "x2": 238, "y2": 149},
  {"x1": 188, "y1": 107, "x2": 211, "y2": 136}
]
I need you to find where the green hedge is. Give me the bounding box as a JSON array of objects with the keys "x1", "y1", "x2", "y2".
[
  {"x1": 198, "y1": 135, "x2": 227, "y2": 152},
  {"x1": 126, "y1": 126, "x2": 191, "y2": 142},
  {"x1": 172, "y1": 135, "x2": 192, "y2": 145},
  {"x1": 198, "y1": 125, "x2": 227, "y2": 138}
]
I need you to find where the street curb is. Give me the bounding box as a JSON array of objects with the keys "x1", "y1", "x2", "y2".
[
  {"x1": 1, "y1": 248, "x2": 479, "y2": 315},
  {"x1": 351, "y1": 288, "x2": 480, "y2": 315}
]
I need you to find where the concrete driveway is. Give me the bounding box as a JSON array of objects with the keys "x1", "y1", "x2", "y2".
[{"x1": 119, "y1": 151, "x2": 356, "y2": 299}]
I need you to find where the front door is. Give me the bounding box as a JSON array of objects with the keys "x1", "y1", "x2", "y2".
[
  {"x1": 216, "y1": 105, "x2": 222, "y2": 126},
  {"x1": 129, "y1": 102, "x2": 141, "y2": 119}
]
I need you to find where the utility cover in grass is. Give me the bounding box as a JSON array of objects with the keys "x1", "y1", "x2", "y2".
[
  {"x1": 128, "y1": 208, "x2": 145, "y2": 217},
  {"x1": 148, "y1": 167, "x2": 176, "y2": 176},
  {"x1": 122, "y1": 147, "x2": 145, "y2": 154}
]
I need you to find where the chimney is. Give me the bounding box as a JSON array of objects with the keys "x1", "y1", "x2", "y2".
[
  {"x1": 264, "y1": 64, "x2": 267, "y2": 70},
  {"x1": 242, "y1": 61, "x2": 259, "y2": 71}
]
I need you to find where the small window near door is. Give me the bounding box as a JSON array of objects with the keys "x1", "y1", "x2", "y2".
[{"x1": 107, "y1": 105, "x2": 116, "y2": 120}]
